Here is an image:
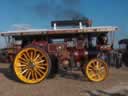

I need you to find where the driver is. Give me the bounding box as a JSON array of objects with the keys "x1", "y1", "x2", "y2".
[
  {"x1": 76, "y1": 34, "x2": 87, "y2": 49},
  {"x1": 97, "y1": 33, "x2": 108, "y2": 45}
]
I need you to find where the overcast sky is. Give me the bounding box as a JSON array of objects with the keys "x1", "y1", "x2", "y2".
[{"x1": 0, "y1": 0, "x2": 127, "y2": 48}]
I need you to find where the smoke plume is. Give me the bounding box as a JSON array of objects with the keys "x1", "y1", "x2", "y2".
[{"x1": 34, "y1": 0, "x2": 87, "y2": 20}]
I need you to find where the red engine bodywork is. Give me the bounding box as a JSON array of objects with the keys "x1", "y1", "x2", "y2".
[{"x1": 73, "y1": 49, "x2": 87, "y2": 61}]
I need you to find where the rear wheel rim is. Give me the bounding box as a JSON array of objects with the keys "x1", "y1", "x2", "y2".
[
  {"x1": 85, "y1": 59, "x2": 108, "y2": 82},
  {"x1": 14, "y1": 47, "x2": 49, "y2": 84}
]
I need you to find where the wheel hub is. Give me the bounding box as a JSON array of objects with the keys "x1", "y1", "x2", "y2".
[{"x1": 29, "y1": 61, "x2": 35, "y2": 68}]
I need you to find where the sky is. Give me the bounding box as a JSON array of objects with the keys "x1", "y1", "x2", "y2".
[{"x1": 0, "y1": 0, "x2": 127, "y2": 48}]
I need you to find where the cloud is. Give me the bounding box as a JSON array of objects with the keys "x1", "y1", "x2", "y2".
[{"x1": 10, "y1": 24, "x2": 32, "y2": 31}]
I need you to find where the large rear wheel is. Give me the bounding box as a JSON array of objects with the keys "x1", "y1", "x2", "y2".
[
  {"x1": 84, "y1": 58, "x2": 108, "y2": 82},
  {"x1": 13, "y1": 47, "x2": 51, "y2": 84}
]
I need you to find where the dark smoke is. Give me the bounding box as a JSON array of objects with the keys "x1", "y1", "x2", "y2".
[
  {"x1": 54, "y1": 9, "x2": 87, "y2": 20},
  {"x1": 34, "y1": 0, "x2": 87, "y2": 20}
]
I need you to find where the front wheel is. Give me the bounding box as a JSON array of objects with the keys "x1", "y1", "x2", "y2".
[
  {"x1": 83, "y1": 58, "x2": 108, "y2": 82},
  {"x1": 13, "y1": 47, "x2": 51, "y2": 84}
]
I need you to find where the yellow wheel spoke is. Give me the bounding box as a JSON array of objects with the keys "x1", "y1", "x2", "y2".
[
  {"x1": 37, "y1": 65, "x2": 46, "y2": 70},
  {"x1": 38, "y1": 68, "x2": 45, "y2": 74},
  {"x1": 22, "y1": 53, "x2": 29, "y2": 61},
  {"x1": 24, "y1": 70, "x2": 30, "y2": 78},
  {"x1": 33, "y1": 50, "x2": 37, "y2": 60},
  {"x1": 100, "y1": 67, "x2": 105, "y2": 72},
  {"x1": 98, "y1": 72, "x2": 103, "y2": 78},
  {"x1": 88, "y1": 68, "x2": 93, "y2": 71},
  {"x1": 31, "y1": 70, "x2": 38, "y2": 80},
  {"x1": 34, "y1": 71, "x2": 38, "y2": 80},
  {"x1": 96, "y1": 74, "x2": 100, "y2": 79},
  {"x1": 26, "y1": 51, "x2": 31, "y2": 60},
  {"x1": 35, "y1": 60, "x2": 46, "y2": 65},
  {"x1": 17, "y1": 62, "x2": 27, "y2": 66},
  {"x1": 88, "y1": 66, "x2": 95, "y2": 73},
  {"x1": 89, "y1": 70, "x2": 95, "y2": 75},
  {"x1": 19, "y1": 60, "x2": 28, "y2": 65},
  {"x1": 19, "y1": 57, "x2": 27, "y2": 62},
  {"x1": 27, "y1": 71, "x2": 31, "y2": 79},
  {"x1": 35, "y1": 69, "x2": 43, "y2": 77},
  {"x1": 37, "y1": 63, "x2": 47, "y2": 67},
  {"x1": 21, "y1": 69, "x2": 28, "y2": 74},
  {"x1": 99, "y1": 69, "x2": 106, "y2": 76},
  {"x1": 32, "y1": 70, "x2": 38, "y2": 80},
  {"x1": 93, "y1": 61, "x2": 97, "y2": 66},
  {"x1": 16, "y1": 64, "x2": 28, "y2": 68},
  {"x1": 34, "y1": 54, "x2": 40, "y2": 62},
  {"x1": 91, "y1": 74, "x2": 97, "y2": 79},
  {"x1": 31, "y1": 70, "x2": 35, "y2": 80},
  {"x1": 30, "y1": 51, "x2": 34, "y2": 60},
  {"x1": 88, "y1": 65, "x2": 94, "y2": 69},
  {"x1": 19, "y1": 60, "x2": 28, "y2": 64},
  {"x1": 96, "y1": 61, "x2": 99, "y2": 68}
]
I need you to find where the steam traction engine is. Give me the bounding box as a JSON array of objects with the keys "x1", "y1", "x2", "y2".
[{"x1": 0, "y1": 19, "x2": 118, "y2": 84}]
